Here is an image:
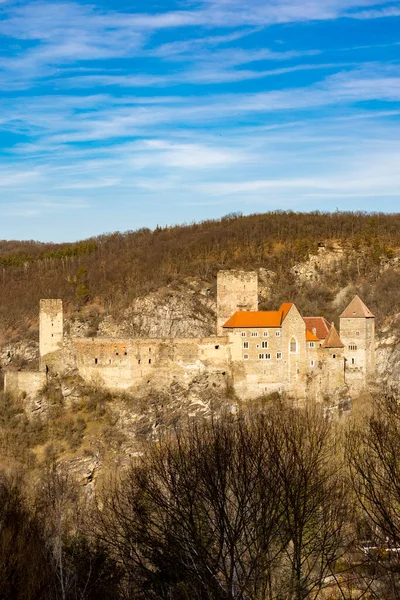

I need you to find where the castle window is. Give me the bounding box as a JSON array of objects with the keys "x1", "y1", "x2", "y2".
[
  {"x1": 149, "y1": 359, "x2": 152, "y2": 364},
  {"x1": 94, "y1": 358, "x2": 98, "y2": 365},
  {"x1": 243, "y1": 354, "x2": 249, "y2": 360},
  {"x1": 251, "y1": 332, "x2": 258, "y2": 337},
  {"x1": 215, "y1": 345, "x2": 220, "y2": 350},
  {"x1": 258, "y1": 354, "x2": 264, "y2": 360},
  {"x1": 263, "y1": 331, "x2": 268, "y2": 337},
  {"x1": 356, "y1": 331, "x2": 360, "y2": 337},
  {"x1": 332, "y1": 354, "x2": 336, "y2": 359},
  {"x1": 290, "y1": 338, "x2": 297, "y2": 353},
  {"x1": 138, "y1": 359, "x2": 141, "y2": 365},
  {"x1": 351, "y1": 358, "x2": 356, "y2": 365},
  {"x1": 264, "y1": 353, "x2": 271, "y2": 360},
  {"x1": 308, "y1": 342, "x2": 315, "y2": 348},
  {"x1": 149, "y1": 347, "x2": 151, "y2": 352},
  {"x1": 310, "y1": 360, "x2": 315, "y2": 367},
  {"x1": 349, "y1": 344, "x2": 357, "y2": 351},
  {"x1": 275, "y1": 331, "x2": 281, "y2": 337},
  {"x1": 277, "y1": 352, "x2": 282, "y2": 360},
  {"x1": 241, "y1": 332, "x2": 246, "y2": 337},
  {"x1": 261, "y1": 341, "x2": 268, "y2": 349},
  {"x1": 243, "y1": 342, "x2": 249, "y2": 349}
]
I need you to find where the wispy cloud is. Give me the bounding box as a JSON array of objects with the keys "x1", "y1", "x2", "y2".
[{"x1": 1, "y1": 0, "x2": 400, "y2": 239}]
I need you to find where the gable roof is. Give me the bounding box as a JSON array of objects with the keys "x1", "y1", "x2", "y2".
[
  {"x1": 306, "y1": 329, "x2": 320, "y2": 342},
  {"x1": 322, "y1": 325, "x2": 344, "y2": 349},
  {"x1": 223, "y1": 303, "x2": 293, "y2": 329},
  {"x1": 339, "y1": 295, "x2": 374, "y2": 319},
  {"x1": 303, "y1": 317, "x2": 331, "y2": 340}
]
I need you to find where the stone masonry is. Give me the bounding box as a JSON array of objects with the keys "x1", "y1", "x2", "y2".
[{"x1": 5, "y1": 271, "x2": 375, "y2": 401}]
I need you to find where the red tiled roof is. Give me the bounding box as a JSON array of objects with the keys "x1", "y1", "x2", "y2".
[
  {"x1": 322, "y1": 326, "x2": 344, "y2": 349},
  {"x1": 223, "y1": 303, "x2": 293, "y2": 329},
  {"x1": 340, "y1": 295, "x2": 374, "y2": 318},
  {"x1": 303, "y1": 317, "x2": 331, "y2": 340}
]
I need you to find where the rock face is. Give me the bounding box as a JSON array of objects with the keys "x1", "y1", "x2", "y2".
[
  {"x1": 376, "y1": 314, "x2": 400, "y2": 392},
  {"x1": 97, "y1": 283, "x2": 216, "y2": 339},
  {"x1": 291, "y1": 246, "x2": 345, "y2": 284}
]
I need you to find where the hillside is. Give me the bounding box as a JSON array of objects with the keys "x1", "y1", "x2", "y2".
[{"x1": 1, "y1": 211, "x2": 400, "y2": 347}]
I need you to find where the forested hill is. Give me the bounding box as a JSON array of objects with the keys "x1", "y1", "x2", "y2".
[{"x1": 1, "y1": 211, "x2": 400, "y2": 340}]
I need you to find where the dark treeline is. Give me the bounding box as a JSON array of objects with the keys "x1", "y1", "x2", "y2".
[
  {"x1": 2, "y1": 393, "x2": 400, "y2": 599},
  {"x1": 1, "y1": 210, "x2": 400, "y2": 337}
]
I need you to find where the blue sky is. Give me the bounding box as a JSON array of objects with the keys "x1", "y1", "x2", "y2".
[{"x1": 1, "y1": 0, "x2": 400, "y2": 241}]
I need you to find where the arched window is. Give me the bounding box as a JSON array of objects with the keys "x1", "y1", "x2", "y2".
[{"x1": 290, "y1": 337, "x2": 297, "y2": 353}]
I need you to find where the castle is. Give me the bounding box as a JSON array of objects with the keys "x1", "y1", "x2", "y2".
[{"x1": 5, "y1": 270, "x2": 375, "y2": 401}]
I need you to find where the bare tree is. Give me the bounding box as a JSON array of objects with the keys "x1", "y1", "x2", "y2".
[
  {"x1": 347, "y1": 390, "x2": 400, "y2": 599},
  {"x1": 95, "y1": 405, "x2": 349, "y2": 600}
]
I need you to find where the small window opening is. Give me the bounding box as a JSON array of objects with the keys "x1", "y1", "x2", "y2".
[
  {"x1": 351, "y1": 358, "x2": 356, "y2": 365},
  {"x1": 290, "y1": 338, "x2": 297, "y2": 353},
  {"x1": 138, "y1": 359, "x2": 141, "y2": 365},
  {"x1": 243, "y1": 354, "x2": 249, "y2": 360},
  {"x1": 215, "y1": 345, "x2": 219, "y2": 350},
  {"x1": 94, "y1": 358, "x2": 98, "y2": 365},
  {"x1": 149, "y1": 348, "x2": 152, "y2": 352},
  {"x1": 149, "y1": 359, "x2": 152, "y2": 364},
  {"x1": 333, "y1": 354, "x2": 336, "y2": 359}
]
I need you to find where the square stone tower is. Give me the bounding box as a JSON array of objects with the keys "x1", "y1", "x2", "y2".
[
  {"x1": 217, "y1": 271, "x2": 258, "y2": 336},
  {"x1": 339, "y1": 295, "x2": 375, "y2": 389},
  {"x1": 39, "y1": 299, "x2": 63, "y2": 371}
]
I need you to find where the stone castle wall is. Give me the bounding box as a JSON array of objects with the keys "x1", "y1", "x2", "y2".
[
  {"x1": 72, "y1": 336, "x2": 231, "y2": 391},
  {"x1": 340, "y1": 316, "x2": 375, "y2": 389},
  {"x1": 4, "y1": 271, "x2": 376, "y2": 402},
  {"x1": 4, "y1": 371, "x2": 46, "y2": 398},
  {"x1": 216, "y1": 271, "x2": 258, "y2": 336},
  {"x1": 39, "y1": 299, "x2": 63, "y2": 371}
]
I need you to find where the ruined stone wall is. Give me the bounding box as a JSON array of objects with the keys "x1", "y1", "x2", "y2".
[
  {"x1": 72, "y1": 336, "x2": 231, "y2": 391},
  {"x1": 4, "y1": 371, "x2": 46, "y2": 397},
  {"x1": 217, "y1": 271, "x2": 258, "y2": 336},
  {"x1": 39, "y1": 299, "x2": 63, "y2": 371}
]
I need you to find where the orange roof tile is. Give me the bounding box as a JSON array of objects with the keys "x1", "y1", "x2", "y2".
[
  {"x1": 223, "y1": 303, "x2": 294, "y2": 329},
  {"x1": 306, "y1": 330, "x2": 320, "y2": 342},
  {"x1": 322, "y1": 325, "x2": 344, "y2": 349},
  {"x1": 340, "y1": 295, "x2": 374, "y2": 318},
  {"x1": 303, "y1": 317, "x2": 331, "y2": 340},
  {"x1": 223, "y1": 311, "x2": 282, "y2": 328},
  {"x1": 280, "y1": 302, "x2": 293, "y2": 321}
]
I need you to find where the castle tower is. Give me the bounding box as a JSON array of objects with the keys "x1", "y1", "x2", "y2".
[
  {"x1": 319, "y1": 324, "x2": 345, "y2": 394},
  {"x1": 216, "y1": 271, "x2": 258, "y2": 336},
  {"x1": 39, "y1": 299, "x2": 63, "y2": 371},
  {"x1": 339, "y1": 295, "x2": 375, "y2": 389}
]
